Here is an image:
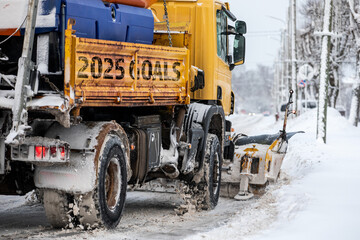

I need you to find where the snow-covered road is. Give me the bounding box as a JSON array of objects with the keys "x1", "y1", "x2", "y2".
[
  {"x1": 0, "y1": 188, "x2": 264, "y2": 239},
  {"x1": 1, "y1": 109, "x2": 359, "y2": 239}
]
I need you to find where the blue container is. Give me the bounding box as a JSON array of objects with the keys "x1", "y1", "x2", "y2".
[
  {"x1": 25, "y1": 0, "x2": 154, "y2": 44},
  {"x1": 64, "y1": 0, "x2": 154, "y2": 44}
]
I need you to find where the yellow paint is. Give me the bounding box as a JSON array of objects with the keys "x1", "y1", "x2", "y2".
[
  {"x1": 244, "y1": 146, "x2": 259, "y2": 158},
  {"x1": 234, "y1": 60, "x2": 244, "y2": 66},
  {"x1": 151, "y1": 0, "x2": 234, "y2": 115},
  {"x1": 64, "y1": 19, "x2": 76, "y2": 106},
  {"x1": 268, "y1": 139, "x2": 279, "y2": 154},
  {"x1": 265, "y1": 139, "x2": 279, "y2": 171}
]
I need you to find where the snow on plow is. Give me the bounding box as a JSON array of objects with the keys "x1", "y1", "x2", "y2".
[
  {"x1": 221, "y1": 90, "x2": 303, "y2": 200},
  {"x1": 221, "y1": 131, "x2": 303, "y2": 200}
]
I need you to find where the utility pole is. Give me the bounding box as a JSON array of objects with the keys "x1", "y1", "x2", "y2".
[
  {"x1": 291, "y1": 0, "x2": 298, "y2": 112},
  {"x1": 287, "y1": 5, "x2": 291, "y2": 95},
  {"x1": 317, "y1": 0, "x2": 333, "y2": 143},
  {"x1": 281, "y1": 29, "x2": 287, "y2": 103},
  {"x1": 273, "y1": 60, "x2": 280, "y2": 114}
]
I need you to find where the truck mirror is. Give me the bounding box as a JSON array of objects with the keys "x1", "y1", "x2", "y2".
[
  {"x1": 233, "y1": 35, "x2": 245, "y2": 67},
  {"x1": 221, "y1": 25, "x2": 237, "y2": 35},
  {"x1": 235, "y1": 20, "x2": 247, "y2": 34},
  {"x1": 222, "y1": 5, "x2": 237, "y2": 22},
  {"x1": 226, "y1": 55, "x2": 232, "y2": 63}
]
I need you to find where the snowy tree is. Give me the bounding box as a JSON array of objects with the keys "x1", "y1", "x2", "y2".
[
  {"x1": 347, "y1": 0, "x2": 360, "y2": 126},
  {"x1": 298, "y1": 0, "x2": 352, "y2": 107},
  {"x1": 317, "y1": 0, "x2": 333, "y2": 143},
  {"x1": 348, "y1": 82, "x2": 360, "y2": 125},
  {"x1": 297, "y1": 0, "x2": 323, "y2": 98}
]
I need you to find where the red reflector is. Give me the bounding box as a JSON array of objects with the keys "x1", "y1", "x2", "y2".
[
  {"x1": 35, "y1": 146, "x2": 43, "y2": 159},
  {"x1": 50, "y1": 146, "x2": 57, "y2": 157},
  {"x1": 59, "y1": 146, "x2": 65, "y2": 159}
]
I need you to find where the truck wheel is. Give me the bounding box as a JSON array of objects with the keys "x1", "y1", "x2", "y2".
[
  {"x1": 183, "y1": 134, "x2": 222, "y2": 211},
  {"x1": 43, "y1": 190, "x2": 70, "y2": 228},
  {"x1": 80, "y1": 134, "x2": 127, "y2": 229},
  {"x1": 201, "y1": 133, "x2": 222, "y2": 209}
]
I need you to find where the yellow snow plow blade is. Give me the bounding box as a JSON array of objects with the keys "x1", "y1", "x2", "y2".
[{"x1": 64, "y1": 20, "x2": 190, "y2": 108}]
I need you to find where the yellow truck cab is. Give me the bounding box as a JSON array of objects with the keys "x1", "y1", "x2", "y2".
[{"x1": 151, "y1": 0, "x2": 246, "y2": 115}]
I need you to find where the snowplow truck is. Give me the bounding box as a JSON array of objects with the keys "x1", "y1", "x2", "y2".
[{"x1": 0, "y1": 0, "x2": 246, "y2": 229}]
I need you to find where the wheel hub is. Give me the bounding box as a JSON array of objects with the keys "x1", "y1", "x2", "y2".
[
  {"x1": 213, "y1": 152, "x2": 220, "y2": 194},
  {"x1": 105, "y1": 157, "x2": 121, "y2": 211}
]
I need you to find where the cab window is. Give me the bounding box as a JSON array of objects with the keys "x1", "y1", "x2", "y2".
[{"x1": 216, "y1": 10, "x2": 227, "y2": 62}]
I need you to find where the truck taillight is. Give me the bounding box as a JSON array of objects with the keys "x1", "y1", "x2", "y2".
[
  {"x1": 35, "y1": 146, "x2": 48, "y2": 160},
  {"x1": 35, "y1": 146, "x2": 43, "y2": 159},
  {"x1": 11, "y1": 138, "x2": 69, "y2": 163},
  {"x1": 59, "y1": 146, "x2": 66, "y2": 160},
  {"x1": 36, "y1": 145, "x2": 67, "y2": 160}
]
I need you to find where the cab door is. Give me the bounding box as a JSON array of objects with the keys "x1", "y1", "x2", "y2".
[{"x1": 215, "y1": 4, "x2": 232, "y2": 115}]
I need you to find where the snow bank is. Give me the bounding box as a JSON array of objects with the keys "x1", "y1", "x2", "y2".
[
  {"x1": 0, "y1": 190, "x2": 39, "y2": 211},
  {"x1": 251, "y1": 109, "x2": 360, "y2": 240},
  {"x1": 0, "y1": 195, "x2": 26, "y2": 211}
]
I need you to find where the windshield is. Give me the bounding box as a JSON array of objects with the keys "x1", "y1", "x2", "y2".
[{"x1": 216, "y1": 10, "x2": 228, "y2": 62}]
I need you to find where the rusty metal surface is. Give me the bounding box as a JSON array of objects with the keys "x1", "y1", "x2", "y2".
[
  {"x1": 64, "y1": 26, "x2": 191, "y2": 108},
  {"x1": 93, "y1": 122, "x2": 131, "y2": 181}
]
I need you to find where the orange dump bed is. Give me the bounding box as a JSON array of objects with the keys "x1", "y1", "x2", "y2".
[
  {"x1": 64, "y1": 24, "x2": 191, "y2": 108},
  {"x1": 104, "y1": 0, "x2": 157, "y2": 8}
]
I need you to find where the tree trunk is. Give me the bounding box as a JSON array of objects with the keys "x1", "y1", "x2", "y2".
[
  {"x1": 317, "y1": 0, "x2": 333, "y2": 143},
  {"x1": 328, "y1": 66, "x2": 339, "y2": 108},
  {"x1": 291, "y1": 0, "x2": 298, "y2": 111},
  {"x1": 348, "y1": 82, "x2": 360, "y2": 126}
]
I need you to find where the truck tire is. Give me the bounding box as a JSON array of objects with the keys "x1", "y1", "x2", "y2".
[
  {"x1": 183, "y1": 134, "x2": 222, "y2": 212},
  {"x1": 80, "y1": 134, "x2": 127, "y2": 229},
  {"x1": 201, "y1": 133, "x2": 222, "y2": 209},
  {"x1": 43, "y1": 190, "x2": 70, "y2": 228}
]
